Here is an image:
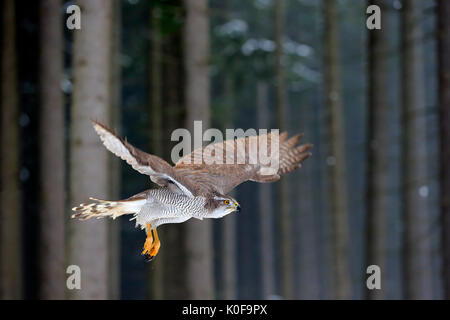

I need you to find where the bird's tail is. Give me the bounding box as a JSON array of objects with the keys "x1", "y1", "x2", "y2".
[{"x1": 71, "y1": 193, "x2": 147, "y2": 221}]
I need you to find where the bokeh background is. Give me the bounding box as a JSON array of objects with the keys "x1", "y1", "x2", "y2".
[{"x1": 1, "y1": 0, "x2": 449, "y2": 300}]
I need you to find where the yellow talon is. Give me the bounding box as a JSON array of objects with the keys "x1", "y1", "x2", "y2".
[
  {"x1": 141, "y1": 222, "x2": 153, "y2": 256},
  {"x1": 141, "y1": 223, "x2": 161, "y2": 260},
  {"x1": 149, "y1": 228, "x2": 161, "y2": 257}
]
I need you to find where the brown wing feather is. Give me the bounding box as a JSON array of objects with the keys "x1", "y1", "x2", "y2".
[
  {"x1": 92, "y1": 121, "x2": 197, "y2": 197},
  {"x1": 175, "y1": 131, "x2": 312, "y2": 195}
]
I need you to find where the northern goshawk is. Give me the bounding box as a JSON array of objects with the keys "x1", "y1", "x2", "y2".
[{"x1": 72, "y1": 121, "x2": 312, "y2": 261}]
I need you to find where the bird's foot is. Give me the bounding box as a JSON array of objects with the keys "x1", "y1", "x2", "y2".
[
  {"x1": 141, "y1": 222, "x2": 154, "y2": 260},
  {"x1": 142, "y1": 241, "x2": 157, "y2": 262},
  {"x1": 141, "y1": 224, "x2": 160, "y2": 262},
  {"x1": 142, "y1": 240, "x2": 160, "y2": 262},
  {"x1": 149, "y1": 230, "x2": 161, "y2": 257},
  {"x1": 141, "y1": 236, "x2": 153, "y2": 256}
]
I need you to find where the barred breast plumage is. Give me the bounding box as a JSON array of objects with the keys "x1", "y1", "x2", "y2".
[{"x1": 132, "y1": 188, "x2": 209, "y2": 229}]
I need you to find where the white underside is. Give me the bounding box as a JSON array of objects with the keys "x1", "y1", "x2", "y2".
[
  {"x1": 127, "y1": 196, "x2": 197, "y2": 230},
  {"x1": 122, "y1": 190, "x2": 234, "y2": 230}
]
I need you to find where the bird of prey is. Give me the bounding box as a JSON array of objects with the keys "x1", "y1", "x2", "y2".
[{"x1": 72, "y1": 121, "x2": 313, "y2": 261}]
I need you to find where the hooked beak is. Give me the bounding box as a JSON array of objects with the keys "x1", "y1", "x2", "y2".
[{"x1": 236, "y1": 204, "x2": 241, "y2": 213}]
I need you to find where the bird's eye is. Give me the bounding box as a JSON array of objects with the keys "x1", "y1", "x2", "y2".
[{"x1": 224, "y1": 200, "x2": 230, "y2": 205}]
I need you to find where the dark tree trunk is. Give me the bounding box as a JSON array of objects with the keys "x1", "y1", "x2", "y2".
[
  {"x1": 221, "y1": 76, "x2": 237, "y2": 300},
  {"x1": 365, "y1": 0, "x2": 389, "y2": 300},
  {"x1": 162, "y1": 29, "x2": 188, "y2": 300},
  {"x1": 0, "y1": 0, "x2": 22, "y2": 299},
  {"x1": 149, "y1": 4, "x2": 165, "y2": 300},
  {"x1": 274, "y1": 0, "x2": 293, "y2": 300},
  {"x1": 108, "y1": 0, "x2": 122, "y2": 300},
  {"x1": 437, "y1": 0, "x2": 450, "y2": 300},
  {"x1": 296, "y1": 94, "x2": 320, "y2": 299},
  {"x1": 323, "y1": 0, "x2": 351, "y2": 299},
  {"x1": 257, "y1": 81, "x2": 276, "y2": 299},
  {"x1": 38, "y1": 0, "x2": 65, "y2": 300},
  {"x1": 401, "y1": 0, "x2": 433, "y2": 299}
]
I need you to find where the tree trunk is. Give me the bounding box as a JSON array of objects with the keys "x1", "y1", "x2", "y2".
[
  {"x1": 38, "y1": 0, "x2": 65, "y2": 300},
  {"x1": 296, "y1": 95, "x2": 320, "y2": 299},
  {"x1": 401, "y1": 0, "x2": 433, "y2": 299},
  {"x1": 183, "y1": 0, "x2": 214, "y2": 299},
  {"x1": 365, "y1": 0, "x2": 389, "y2": 300},
  {"x1": 221, "y1": 213, "x2": 237, "y2": 299},
  {"x1": 323, "y1": 0, "x2": 351, "y2": 299},
  {"x1": 438, "y1": 0, "x2": 450, "y2": 300},
  {"x1": 162, "y1": 31, "x2": 188, "y2": 300},
  {"x1": 149, "y1": 5, "x2": 165, "y2": 300},
  {"x1": 0, "y1": 0, "x2": 22, "y2": 300},
  {"x1": 68, "y1": 0, "x2": 112, "y2": 299},
  {"x1": 274, "y1": 0, "x2": 293, "y2": 300},
  {"x1": 256, "y1": 81, "x2": 276, "y2": 299},
  {"x1": 108, "y1": 0, "x2": 121, "y2": 300},
  {"x1": 218, "y1": 1, "x2": 237, "y2": 300},
  {"x1": 221, "y1": 76, "x2": 237, "y2": 300}
]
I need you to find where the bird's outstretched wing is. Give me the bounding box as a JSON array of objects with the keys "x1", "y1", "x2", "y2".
[
  {"x1": 93, "y1": 121, "x2": 312, "y2": 198},
  {"x1": 174, "y1": 131, "x2": 313, "y2": 195},
  {"x1": 92, "y1": 121, "x2": 197, "y2": 197}
]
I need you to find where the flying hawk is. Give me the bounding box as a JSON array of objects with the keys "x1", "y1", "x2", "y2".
[{"x1": 72, "y1": 121, "x2": 313, "y2": 261}]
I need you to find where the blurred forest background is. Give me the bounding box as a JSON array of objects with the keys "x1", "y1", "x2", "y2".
[{"x1": 0, "y1": 0, "x2": 449, "y2": 300}]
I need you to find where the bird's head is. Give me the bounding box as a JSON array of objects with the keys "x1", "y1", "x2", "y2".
[{"x1": 206, "y1": 195, "x2": 241, "y2": 218}]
